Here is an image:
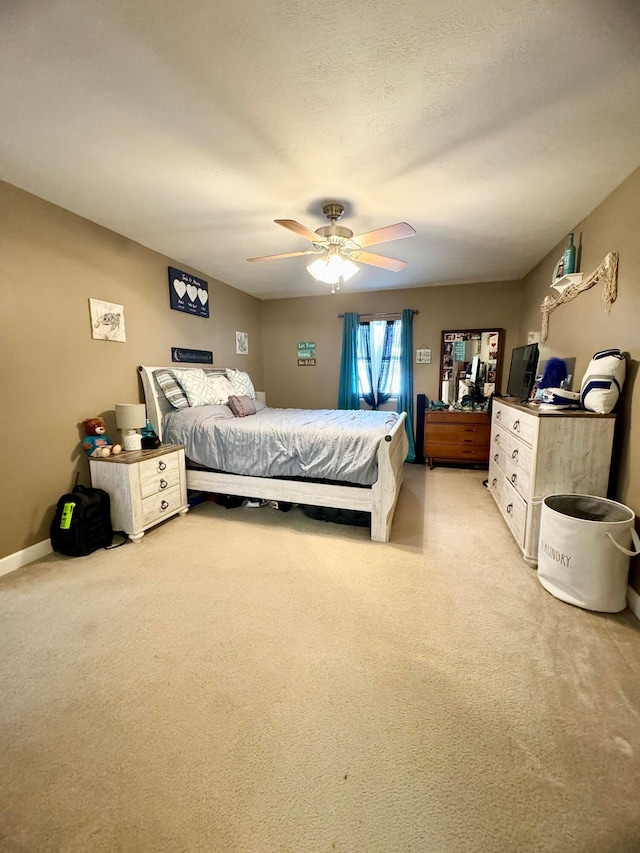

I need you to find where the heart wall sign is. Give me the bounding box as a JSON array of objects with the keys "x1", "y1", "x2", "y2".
[{"x1": 168, "y1": 266, "x2": 209, "y2": 318}]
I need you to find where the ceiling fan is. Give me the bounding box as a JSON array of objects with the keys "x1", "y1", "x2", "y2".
[{"x1": 247, "y1": 202, "x2": 415, "y2": 292}]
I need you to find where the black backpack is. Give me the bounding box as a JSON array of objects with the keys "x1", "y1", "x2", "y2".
[{"x1": 50, "y1": 484, "x2": 115, "y2": 557}]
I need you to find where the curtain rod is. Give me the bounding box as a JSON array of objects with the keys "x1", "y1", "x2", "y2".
[{"x1": 338, "y1": 310, "x2": 419, "y2": 318}]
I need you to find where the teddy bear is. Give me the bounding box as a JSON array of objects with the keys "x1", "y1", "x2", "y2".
[{"x1": 82, "y1": 417, "x2": 122, "y2": 457}]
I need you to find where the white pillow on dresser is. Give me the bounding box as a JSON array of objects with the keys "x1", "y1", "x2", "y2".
[
  {"x1": 174, "y1": 369, "x2": 219, "y2": 407},
  {"x1": 226, "y1": 368, "x2": 256, "y2": 399}
]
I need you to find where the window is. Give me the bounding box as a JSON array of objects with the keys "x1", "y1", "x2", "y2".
[{"x1": 357, "y1": 319, "x2": 402, "y2": 407}]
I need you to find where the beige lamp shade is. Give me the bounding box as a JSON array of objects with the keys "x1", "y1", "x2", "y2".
[{"x1": 115, "y1": 403, "x2": 146, "y2": 450}]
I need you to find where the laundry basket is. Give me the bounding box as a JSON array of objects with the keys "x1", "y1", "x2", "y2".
[{"x1": 538, "y1": 494, "x2": 640, "y2": 613}]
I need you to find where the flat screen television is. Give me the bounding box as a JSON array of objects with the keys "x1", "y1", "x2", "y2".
[{"x1": 507, "y1": 343, "x2": 539, "y2": 400}]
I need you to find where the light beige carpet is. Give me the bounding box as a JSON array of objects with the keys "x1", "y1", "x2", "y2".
[{"x1": 1, "y1": 465, "x2": 640, "y2": 853}]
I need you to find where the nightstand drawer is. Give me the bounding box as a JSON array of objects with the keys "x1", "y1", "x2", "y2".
[
  {"x1": 139, "y1": 453, "x2": 180, "y2": 498},
  {"x1": 141, "y1": 486, "x2": 183, "y2": 527}
]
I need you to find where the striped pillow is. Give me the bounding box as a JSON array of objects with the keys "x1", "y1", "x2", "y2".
[
  {"x1": 580, "y1": 349, "x2": 626, "y2": 414},
  {"x1": 155, "y1": 370, "x2": 190, "y2": 409}
]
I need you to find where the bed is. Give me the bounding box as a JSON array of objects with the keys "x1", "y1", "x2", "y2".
[{"x1": 138, "y1": 365, "x2": 408, "y2": 542}]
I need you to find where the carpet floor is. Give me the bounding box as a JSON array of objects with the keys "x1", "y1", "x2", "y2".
[{"x1": 1, "y1": 465, "x2": 640, "y2": 852}]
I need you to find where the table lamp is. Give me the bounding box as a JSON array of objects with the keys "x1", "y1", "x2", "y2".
[{"x1": 115, "y1": 403, "x2": 147, "y2": 451}]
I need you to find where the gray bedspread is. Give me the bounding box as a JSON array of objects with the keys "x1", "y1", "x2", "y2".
[{"x1": 162, "y1": 404, "x2": 401, "y2": 486}]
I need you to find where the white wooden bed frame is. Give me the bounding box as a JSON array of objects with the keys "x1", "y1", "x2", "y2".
[{"x1": 138, "y1": 365, "x2": 408, "y2": 542}]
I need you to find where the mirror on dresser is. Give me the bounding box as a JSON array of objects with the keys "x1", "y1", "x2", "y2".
[{"x1": 440, "y1": 328, "x2": 503, "y2": 405}]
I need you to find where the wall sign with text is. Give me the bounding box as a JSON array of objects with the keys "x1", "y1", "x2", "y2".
[
  {"x1": 171, "y1": 347, "x2": 213, "y2": 364},
  {"x1": 297, "y1": 341, "x2": 316, "y2": 366},
  {"x1": 168, "y1": 267, "x2": 209, "y2": 318}
]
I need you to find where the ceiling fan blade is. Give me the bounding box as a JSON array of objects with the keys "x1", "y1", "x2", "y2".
[
  {"x1": 350, "y1": 222, "x2": 415, "y2": 248},
  {"x1": 247, "y1": 250, "x2": 320, "y2": 263},
  {"x1": 275, "y1": 219, "x2": 327, "y2": 244},
  {"x1": 350, "y1": 251, "x2": 408, "y2": 272}
]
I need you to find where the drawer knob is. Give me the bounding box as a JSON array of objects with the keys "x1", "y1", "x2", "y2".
[
  {"x1": 159, "y1": 478, "x2": 168, "y2": 490},
  {"x1": 158, "y1": 460, "x2": 167, "y2": 472},
  {"x1": 511, "y1": 449, "x2": 519, "y2": 460},
  {"x1": 160, "y1": 500, "x2": 169, "y2": 511},
  {"x1": 496, "y1": 411, "x2": 502, "y2": 420},
  {"x1": 494, "y1": 434, "x2": 500, "y2": 444},
  {"x1": 511, "y1": 473, "x2": 518, "y2": 486},
  {"x1": 506, "y1": 503, "x2": 513, "y2": 514},
  {"x1": 513, "y1": 419, "x2": 520, "y2": 432},
  {"x1": 491, "y1": 478, "x2": 497, "y2": 487},
  {"x1": 493, "y1": 453, "x2": 499, "y2": 462}
]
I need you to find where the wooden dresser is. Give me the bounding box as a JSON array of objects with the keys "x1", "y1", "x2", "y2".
[
  {"x1": 424, "y1": 409, "x2": 490, "y2": 469},
  {"x1": 488, "y1": 399, "x2": 616, "y2": 565}
]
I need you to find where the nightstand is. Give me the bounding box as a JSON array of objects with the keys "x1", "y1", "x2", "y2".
[{"x1": 89, "y1": 444, "x2": 188, "y2": 543}]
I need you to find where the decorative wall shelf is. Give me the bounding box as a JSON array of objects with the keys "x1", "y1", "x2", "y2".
[
  {"x1": 540, "y1": 252, "x2": 618, "y2": 342},
  {"x1": 550, "y1": 273, "x2": 584, "y2": 294}
]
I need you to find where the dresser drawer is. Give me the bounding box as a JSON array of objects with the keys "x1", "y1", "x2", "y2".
[
  {"x1": 425, "y1": 442, "x2": 489, "y2": 463},
  {"x1": 141, "y1": 486, "x2": 183, "y2": 527},
  {"x1": 493, "y1": 402, "x2": 538, "y2": 447},
  {"x1": 488, "y1": 464, "x2": 527, "y2": 547},
  {"x1": 503, "y1": 455, "x2": 532, "y2": 500},
  {"x1": 139, "y1": 453, "x2": 180, "y2": 498},
  {"x1": 506, "y1": 435, "x2": 533, "y2": 476},
  {"x1": 494, "y1": 432, "x2": 532, "y2": 499},
  {"x1": 425, "y1": 423, "x2": 490, "y2": 446}
]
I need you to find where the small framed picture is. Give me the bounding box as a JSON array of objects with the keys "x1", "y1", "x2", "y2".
[
  {"x1": 89, "y1": 299, "x2": 126, "y2": 342},
  {"x1": 416, "y1": 348, "x2": 431, "y2": 364},
  {"x1": 235, "y1": 331, "x2": 248, "y2": 355}
]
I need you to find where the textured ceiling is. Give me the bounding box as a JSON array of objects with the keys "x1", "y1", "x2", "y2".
[{"x1": 2, "y1": 0, "x2": 640, "y2": 299}]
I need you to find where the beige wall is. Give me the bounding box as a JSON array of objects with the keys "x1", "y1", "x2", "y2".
[
  {"x1": 517, "y1": 166, "x2": 640, "y2": 589},
  {"x1": 261, "y1": 281, "x2": 523, "y2": 409},
  {"x1": 3, "y1": 166, "x2": 639, "y2": 592},
  {"x1": 0, "y1": 182, "x2": 263, "y2": 558}
]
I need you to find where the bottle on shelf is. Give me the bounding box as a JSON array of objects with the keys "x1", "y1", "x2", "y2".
[{"x1": 562, "y1": 233, "x2": 576, "y2": 275}]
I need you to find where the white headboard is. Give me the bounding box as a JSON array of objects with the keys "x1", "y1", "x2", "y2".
[{"x1": 138, "y1": 365, "x2": 265, "y2": 441}]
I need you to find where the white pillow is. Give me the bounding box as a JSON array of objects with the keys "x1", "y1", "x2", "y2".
[
  {"x1": 580, "y1": 349, "x2": 626, "y2": 414},
  {"x1": 207, "y1": 373, "x2": 236, "y2": 404},
  {"x1": 175, "y1": 369, "x2": 218, "y2": 407},
  {"x1": 226, "y1": 368, "x2": 255, "y2": 399}
]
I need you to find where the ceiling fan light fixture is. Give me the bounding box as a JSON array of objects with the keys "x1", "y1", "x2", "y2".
[{"x1": 307, "y1": 253, "x2": 359, "y2": 285}]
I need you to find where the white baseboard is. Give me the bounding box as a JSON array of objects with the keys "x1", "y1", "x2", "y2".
[
  {"x1": 0, "y1": 539, "x2": 52, "y2": 579},
  {"x1": 627, "y1": 585, "x2": 640, "y2": 622}
]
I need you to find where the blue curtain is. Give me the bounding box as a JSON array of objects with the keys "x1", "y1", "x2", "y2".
[
  {"x1": 338, "y1": 312, "x2": 361, "y2": 409},
  {"x1": 397, "y1": 309, "x2": 416, "y2": 462},
  {"x1": 377, "y1": 320, "x2": 398, "y2": 407},
  {"x1": 357, "y1": 323, "x2": 376, "y2": 408}
]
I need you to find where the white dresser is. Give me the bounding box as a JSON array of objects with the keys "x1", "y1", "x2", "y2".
[{"x1": 488, "y1": 399, "x2": 616, "y2": 565}]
